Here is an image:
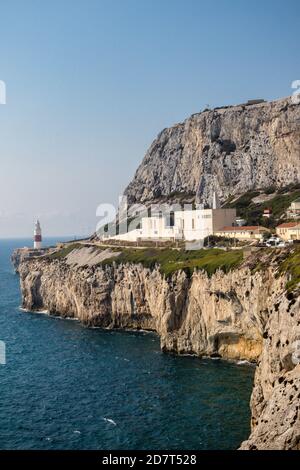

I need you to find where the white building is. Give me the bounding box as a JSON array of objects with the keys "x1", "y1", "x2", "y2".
[
  {"x1": 276, "y1": 222, "x2": 300, "y2": 241},
  {"x1": 104, "y1": 193, "x2": 236, "y2": 244},
  {"x1": 287, "y1": 198, "x2": 300, "y2": 219}
]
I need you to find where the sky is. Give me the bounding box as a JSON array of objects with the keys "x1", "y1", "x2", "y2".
[{"x1": 0, "y1": 0, "x2": 299, "y2": 237}]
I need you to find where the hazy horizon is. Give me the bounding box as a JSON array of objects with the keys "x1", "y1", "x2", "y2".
[{"x1": 0, "y1": 0, "x2": 299, "y2": 237}]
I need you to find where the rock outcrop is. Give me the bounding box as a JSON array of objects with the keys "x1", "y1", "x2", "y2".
[
  {"x1": 241, "y1": 287, "x2": 300, "y2": 450},
  {"x1": 11, "y1": 247, "x2": 50, "y2": 273},
  {"x1": 124, "y1": 97, "x2": 300, "y2": 206},
  {"x1": 11, "y1": 249, "x2": 24, "y2": 273},
  {"x1": 17, "y1": 246, "x2": 300, "y2": 449}
]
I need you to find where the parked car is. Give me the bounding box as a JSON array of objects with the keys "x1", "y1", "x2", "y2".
[
  {"x1": 265, "y1": 237, "x2": 285, "y2": 248},
  {"x1": 277, "y1": 241, "x2": 286, "y2": 248}
]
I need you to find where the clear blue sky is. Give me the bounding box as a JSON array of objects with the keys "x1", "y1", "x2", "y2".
[{"x1": 0, "y1": 0, "x2": 299, "y2": 237}]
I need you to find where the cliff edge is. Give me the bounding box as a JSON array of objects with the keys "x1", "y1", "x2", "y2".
[{"x1": 16, "y1": 244, "x2": 300, "y2": 449}]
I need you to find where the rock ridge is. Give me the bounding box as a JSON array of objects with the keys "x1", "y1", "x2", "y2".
[{"x1": 124, "y1": 97, "x2": 300, "y2": 205}]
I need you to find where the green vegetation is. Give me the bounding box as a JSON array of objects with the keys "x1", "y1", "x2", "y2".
[
  {"x1": 264, "y1": 191, "x2": 300, "y2": 218},
  {"x1": 225, "y1": 184, "x2": 300, "y2": 228},
  {"x1": 49, "y1": 243, "x2": 83, "y2": 259},
  {"x1": 47, "y1": 240, "x2": 300, "y2": 291},
  {"x1": 226, "y1": 190, "x2": 260, "y2": 210},
  {"x1": 249, "y1": 248, "x2": 273, "y2": 274},
  {"x1": 167, "y1": 190, "x2": 195, "y2": 200},
  {"x1": 203, "y1": 235, "x2": 243, "y2": 248},
  {"x1": 49, "y1": 242, "x2": 243, "y2": 277},
  {"x1": 277, "y1": 182, "x2": 300, "y2": 194},
  {"x1": 278, "y1": 245, "x2": 300, "y2": 292},
  {"x1": 263, "y1": 185, "x2": 277, "y2": 195},
  {"x1": 99, "y1": 247, "x2": 243, "y2": 278}
]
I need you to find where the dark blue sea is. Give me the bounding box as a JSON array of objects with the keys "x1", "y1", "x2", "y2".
[{"x1": 0, "y1": 238, "x2": 254, "y2": 450}]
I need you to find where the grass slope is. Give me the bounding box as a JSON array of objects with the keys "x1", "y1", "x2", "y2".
[
  {"x1": 49, "y1": 243, "x2": 300, "y2": 290},
  {"x1": 49, "y1": 244, "x2": 243, "y2": 278},
  {"x1": 225, "y1": 184, "x2": 300, "y2": 227},
  {"x1": 49, "y1": 243, "x2": 83, "y2": 259},
  {"x1": 101, "y1": 247, "x2": 243, "y2": 277},
  {"x1": 278, "y1": 245, "x2": 300, "y2": 292}
]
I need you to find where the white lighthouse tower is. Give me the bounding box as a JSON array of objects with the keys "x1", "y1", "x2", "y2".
[{"x1": 34, "y1": 219, "x2": 42, "y2": 249}]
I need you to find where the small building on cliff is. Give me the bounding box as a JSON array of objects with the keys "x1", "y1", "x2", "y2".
[
  {"x1": 214, "y1": 225, "x2": 269, "y2": 241},
  {"x1": 276, "y1": 222, "x2": 300, "y2": 240},
  {"x1": 286, "y1": 198, "x2": 300, "y2": 219}
]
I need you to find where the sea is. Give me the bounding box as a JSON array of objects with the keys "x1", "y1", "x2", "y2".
[{"x1": 0, "y1": 238, "x2": 254, "y2": 450}]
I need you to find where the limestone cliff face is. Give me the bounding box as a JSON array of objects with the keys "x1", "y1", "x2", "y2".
[
  {"x1": 11, "y1": 247, "x2": 53, "y2": 273},
  {"x1": 18, "y1": 251, "x2": 300, "y2": 449},
  {"x1": 241, "y1": 288, "x2": 300, "y2": 450},
  {"x1": 19, "y1": 258, "x2": 266, "y2": 361},
  {"x1": 11, "y1": 249, "x2": 23, "y2": 273},
  {"x1": 124, "y1": 97, "x2": 300, "y2": 205}
]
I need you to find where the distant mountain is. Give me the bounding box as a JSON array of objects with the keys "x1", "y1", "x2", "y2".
[{"x1": 124, "y1": 97, "x2": 300, "y2": 206}]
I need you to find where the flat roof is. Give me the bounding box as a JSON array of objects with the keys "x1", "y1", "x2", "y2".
[{"x1": 218, "y1": 226, "x2": 267, "y2": 232}]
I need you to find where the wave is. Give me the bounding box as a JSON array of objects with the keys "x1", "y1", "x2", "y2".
[
  {"x1": 19, "y1": 307, "x2": 49, "y2": 314},
  {"x1": 237, "y1": 360, "x2": 255, "y2": 366},
  {"x1": 103, "y1": 417, "x2": 117, "y2": 426},
  {"x1": 19, "y1": 307, "x2": 78, "y2": 321}
]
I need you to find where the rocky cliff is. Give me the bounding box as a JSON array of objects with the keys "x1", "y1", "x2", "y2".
[
  {"x1": 124, "y1": 97, "x2": 300, "y2": 206},
  {"x1": 17, "y1": 245, "x2": 300, "y2": 449},
  {"x1": 11, "y1": 247, "x2": 52, "y2": 273}
]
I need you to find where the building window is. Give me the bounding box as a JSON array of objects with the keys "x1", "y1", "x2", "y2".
[
  {"x1": 169, "y1": 211, "x2": 175, "y2": 227},
  {"x1": 192, "y1": 218, "x2": 195, "y2": 229}
]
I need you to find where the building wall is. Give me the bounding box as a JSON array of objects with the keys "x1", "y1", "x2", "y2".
[
  {"x1": 141, "y1": 216, "x2": 181, "y2": 240},
  {"x1": 276, "y1": 226, "x2": 300, "y2": 240},
  {"x1": 288, "y1": 227, "x2": 300, "y2": 240},
  {"x1": 276, "y1": 227, "x2": 293, "y2": 240},
  {"x1": 174, "y1": 209, "x2": 213, "y2": 241},
  {"x1": 291, "y1": 201, "x2": 300, "y2": 210},
  {"x1": 104, "y1": 208, "x2": 237, "y2": 243},
  {"x1": 212, "y1": 209, "x2": 236, "y2": 232},
  {"x1": 174, "y1": 208, "x2": 236, "y2": 241},
  {"x1": 287, "y1": 200, "x2": 300, "y2": 218},
  {"x1": 108, "y1": 229, "x2": 143, "y2": 242},
  {"x1": 215, "y1": 229, "x2": 264, "y2": 240}
]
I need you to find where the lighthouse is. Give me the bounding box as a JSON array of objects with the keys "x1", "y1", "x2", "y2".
[{"x1": 34, "y1": 220, "x2": 42, "y2": 249}]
